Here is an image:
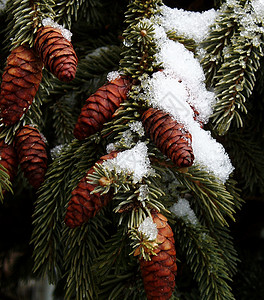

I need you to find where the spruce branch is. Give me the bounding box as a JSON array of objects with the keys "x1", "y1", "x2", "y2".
[
  {"x1": 51, "y1": 97, "x2": 77, "y2": 144},
  {"x1": 88, "y1": 162, "x2": 165, "y2": 228},
  {"x1": 209, "y1": 224, "x2": 239, "y2": 277},
  {"x1": 31, "y1": 138, "x2": 102, "y2": 282},
  {"x1": 63, "y1": 216, "x2": 108, "y2": 300},
  {"x1": 93, "y1": 227, "x2": 129, "y2": 281},
  {"x1": 225, "y1": 131, "x2": 264, "y2": 192},
  {"x1": 52, "y1": 0, "x2": 85, "y2": 28},
  {"x1": 201, "y1": 5, "x2": 238, "y2": 87},
  {"x1": 5, "y1": 0, "x2": 54, "y2": 49},
  {"x1": 166, "y1": 30, "x2": 196, "y2": 53},
  {"x1": 120, "y1": 0, "x2": 161, "y2": 78},
  {"x1": 212, "y1": 35, "x2": 263, "y2": 135},
  {"x1": 0, "y1": 165, "x2": 13, "y2": 202},
  {"x1": 173, "y1": 218, "x2": 235, "y2": 300},
  {"x1": 152, "y1": 163, "x2": 237, "y2": 227}
]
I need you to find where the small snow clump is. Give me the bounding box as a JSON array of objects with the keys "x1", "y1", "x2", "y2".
[
  {"x1": 42, "y1": 18, "x2": 72, "y2": 41},
  {"x1": 138, "y1": 217, "x2": 158, "y2": 241},
  {"x1": 107, "y1": 71, "x2": 120, "y2": 82},
  {"x1": 170, "y1": 198, "x2": 198, "y2": 225}
]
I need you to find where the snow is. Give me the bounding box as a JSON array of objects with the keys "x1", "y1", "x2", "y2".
[
  {"x1": 138, "y1": 217, "x2": 158, "y2": 241},
  {"x1": 103, "y1": 142, "x2": 153, "y2": 183},
  {"x1": 154, "y1": 6, "x2": 218, "y2": 43},
  {"x1": 107, "y1": 71, "x2": 120, "y2": 82},
  {"x1": 129, "y1": 121, "x2": 145, "y2": 136},
  {"x1": 252, "y1": 0, "x2": 264, "y2": 17},
  {"x1": 106, "y1": 122, "x2": 145, "y2": 153},
  {"x1": 50, "y1": 144, "x2": 64, "y2": 160},
  {"x1": 136, "y1": 20, "x2": 234, "y2": 182},
  {"x1": 170, "y1": 198, "x2": 198, "y2": 225},
  {"x1": 138, "y1": 184, "x2": 149, "y2": 201},
  {"x1": 0, "y1": 0, "x2": 8, "y2": 11},
  {"x1": 106, "y1": 143, "x2": 116, "y2": 154},
  {"x1": 42, "y1": 18, "x2": 72, "y2": 42}
]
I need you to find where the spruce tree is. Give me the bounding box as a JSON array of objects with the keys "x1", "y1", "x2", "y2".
[{"x1": 0, "y1": 0, "x2": 263, "y2": 299}]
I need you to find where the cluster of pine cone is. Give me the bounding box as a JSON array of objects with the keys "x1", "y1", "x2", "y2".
[
  {"x1": 0, "y1": 25, "x2": 78, "y2": 126},
  {"x1": 0, "y1": 20, "x2": 198, "y2": 300},
  {"x1": 0, "y1": 24, "x2": 78, "y2": 189}
]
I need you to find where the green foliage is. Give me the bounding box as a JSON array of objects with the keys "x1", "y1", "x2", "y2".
[
  {"x1": 31, "y1": 138, "x2": 104, "y2": 283},
  {"x1": 224, "y1": 130, "x2": 264, "y2": 193},
  {"x1": 4, "y1": 0, "x2": 54, "y2": 49},
  {"x1": 1, "y1": 0, "x2": 259, "y2": 299},
  {"x1": 166, "y1": 30, "x2": 196, "y2": 52},
  {"x1": 173, "y1": 218, "x2": 235, "y2": 300},
  {"x1": 63, "y1": 217, "x2": 108, "y2": 300},
  {"x1": 202, "y1": 0, "x2": 264, "y2": 135},
  {"x1": 0, "y1": 164, "x2": 12, "y2": 202}
]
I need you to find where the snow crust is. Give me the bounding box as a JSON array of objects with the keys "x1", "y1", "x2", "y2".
[
  {"x1": 170, "y1": 198, "x2": 198, "y2": 225},
  {"x1": 42, "y1": 18, "x2": 72, "y2": 42},
  {"x1": 138, "y1": 217, "x2": 158, "y2": 240},
  {"x1": 155, "y1": 6, "x2": 218, "y2": 43},
  {"x1": 103, "y1": 142, "x2": 153, "y2": 183}
]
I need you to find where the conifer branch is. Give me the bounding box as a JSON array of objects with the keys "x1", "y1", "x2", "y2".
[
  {"x1": 201, "y1": 4, "x2": 238, "y2": 87},
  {"x1": 5, "y1": 0, "x2": 54, "y2": 49},
  {"x1": 31, "y1": 138, "x2": 103, "y2": 282},
  {"x1": 173, "y1": 218, "x2": 235, "y2": 300},
  {"x1": 166, "y1": 30, "x2": 196, "y2": 52},
  {"x1": 63, "y1": 217, "x2": 108, "y2": 300},
  {"x1": 154, "y1": 163, "x2": 237, "y2": 227},
  {"x1": 225, "y1": 131, "x2": 264, "y2": 192},
  {"x1": 0, "y1": 165, "x2": 13, "y2": 202}
]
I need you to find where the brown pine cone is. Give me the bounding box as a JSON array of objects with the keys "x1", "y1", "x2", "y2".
[
  {"x1": 15, "y1": 125, "x2": 48, "y2": 189},
  {"x1": 74, "y1": 76, "x2": 131, "y2": 140},
  {"x1": 0, "y1": 140, "x2": 18, "y2": 182},
  {"x1": 34, "y1": 26, "x2": 78, "y2": 82},
  {"x1": 0, "y1": 44, "x2": 43, "y2": 126},
  {"x1": 140, "y1": 211, "x2": 177, "y2": 300},
  {"x1": 141, "y1": 108, "x2": 194, "y2": 168},
  {"x1": 64, "y1": 151, "x2": 118, "y2": 228}
]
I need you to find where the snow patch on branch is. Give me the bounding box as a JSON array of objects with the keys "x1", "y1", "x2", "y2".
[
  {"x1": 103, "y1": 142, "x2": 153, "y2": 183},
  {"x1": 170, "y1": 198, "x2": 198, "y2": 225},
  {"x1": 154, "y1": 6, "x2": 218, "y2": 43}
]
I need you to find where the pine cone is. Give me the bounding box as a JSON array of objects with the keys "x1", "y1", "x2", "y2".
[
  {"x1": 74, "y1": 76, "x2": 131, "y2": 140},
  {"x1": 64, "y1": 151, "x2": 118, "y2": 228},
  {"x1": 0, "y1": 44, "x2": 43, "y2": 126},
  {"x1": 15, "y1": 125, "x2": 48, "y2": 189},
  {"x1": 0, "y1": 140, "x2": 18, "y2": 182},
  {"x1": 141, "y1": 108, "x2": 194, "y2": 168},
  {"x1": 140, "y1": 211, "x2": 177, "y2": 300},
  {"x1": 34, "y1": 26, "x2": 78, "y2": 82}
]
